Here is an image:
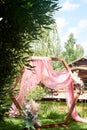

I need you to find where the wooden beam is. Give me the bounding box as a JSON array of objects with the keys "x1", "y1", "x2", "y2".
[
  {"x1": 35, "y1": 122, "x2": 69, "y2": 129},
  {"x1": 51, "y1": 57, "x2": 71, "y2": 71}
]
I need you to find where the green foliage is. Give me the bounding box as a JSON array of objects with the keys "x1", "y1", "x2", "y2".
[
  {"x1": 0, "y1": 117, "x2": 23, "y2": 130},
  {"x1": 32, "y1": 23, "x2": 62, "y2": 70},
  {"x1": 0, "y1": 0, "x2": 60, "y2": 117},
  {"x1": 26, "y1": 85, "x2": 47, "y2": 101},
  {"x1": 23, "y1": 120, "x2": 35, "y2": 130},
  {"x1": 62, "y1": 33, "x2": 84, "y2": 63},
  {"x1": 0, "y1": 0, "x2": 60, "y2": 86},
  {"x1": 32, "y1": 23, "x2": 61, "y2": 57}
]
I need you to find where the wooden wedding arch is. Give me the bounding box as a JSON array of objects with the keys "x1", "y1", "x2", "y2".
[{"x1": 9, "y1": 57, "x2": 86, "y2": 129}]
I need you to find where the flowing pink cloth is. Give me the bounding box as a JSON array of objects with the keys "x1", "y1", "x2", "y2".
[{"x1": 9, "y1": 56, "x2": 87, "y2": 123}]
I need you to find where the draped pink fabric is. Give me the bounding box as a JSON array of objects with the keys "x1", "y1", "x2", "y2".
[{"x1": 9, "y1": 56, "x2": 87, "y2": 123}]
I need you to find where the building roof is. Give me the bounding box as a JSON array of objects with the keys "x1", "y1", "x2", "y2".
[
  {"x1": 68, "y1": 57, "x2": 87, "y2": 80},
  {"x1": 69, "y1": 57, "x2": 87, "y2": 67}
]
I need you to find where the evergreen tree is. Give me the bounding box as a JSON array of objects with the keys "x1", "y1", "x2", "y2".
[
  {"x1": 0, "y1": 0, "x2": 60, "y2": 87},
  {"x1": 0, "y1": 0, "x2": 60, "y2": 116}
]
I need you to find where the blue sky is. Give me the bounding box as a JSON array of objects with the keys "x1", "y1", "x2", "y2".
[{"x1": 54, "y1": 0, "x2": 87, "y2": 56}]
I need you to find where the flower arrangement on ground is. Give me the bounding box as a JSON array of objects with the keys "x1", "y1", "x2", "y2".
[{"x1": 22, "y1": 99, "x2": 41, "y2": 130}]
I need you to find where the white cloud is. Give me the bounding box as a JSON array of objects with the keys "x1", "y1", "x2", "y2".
[
  {"x1": 82, "y1": 0, "x2": 87, "y2": 4},
  {"x1": 56, "y1": 18, "x2": 87, "y2": 52},
  {"x1": 62, "y1": 27, "x2": 77, "y2": 42},
  {"x1": 61, "y1": 0, "x2": 80, "y2": 11},
  {"x1": 80, "y1": 41, "x2": 87, "y2": 55},
  {"x1": 56, "y1": 18, "x2": 87, "y2": 43},
  {"x1": 68, "y1": 27, "x2": 78, "y2": 36},
  {"x1": 56, "y1": 17, "x2": 68, "y2": 33},
  {"x1": 55, "y1": 1, "x2": 87, "y2": 55},
  {"x1": 78, "y1": 19, "x2": 87, "y2": 29},
  {"x1": 60, "y1": 19, "x2": 87, "y2": 42}
]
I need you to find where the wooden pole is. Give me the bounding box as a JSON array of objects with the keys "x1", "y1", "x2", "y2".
[
  {"x1": 64, "y1": 93, "x2": 80, "y2": 124},
  {"x1": 35, "y1": 122, "x2": 69, "y2": 129},
  {"x1": 51, "y1": 57, "x2": 71, "y2": 71},
  {"x1": 64, "y1": 83, "x2": 81, "y2": 124}
]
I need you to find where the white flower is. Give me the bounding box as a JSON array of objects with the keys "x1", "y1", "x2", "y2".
[{"x1": 71, "y1": 71, "x2": 83, "y2": 86}]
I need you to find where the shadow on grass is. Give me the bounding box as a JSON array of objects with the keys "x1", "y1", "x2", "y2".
[
  {"x1": 1, "y1": 114, "x2": 87, "y2": 130},
  {"x1": 0, "y1": 117, "x2": 23, "y2": 130},
  {"x1": 1, "y1": 100, "x2": 87, "y2": 130}
]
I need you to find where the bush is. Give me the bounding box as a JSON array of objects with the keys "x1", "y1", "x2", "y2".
[{"x1": 26, "y1": 85, "x2": 47, "y2": 101}]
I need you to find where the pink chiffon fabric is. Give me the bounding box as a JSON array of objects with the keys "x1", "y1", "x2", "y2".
[{"x1": 9, "y1": 56, "x2": 87, "y2": 123}]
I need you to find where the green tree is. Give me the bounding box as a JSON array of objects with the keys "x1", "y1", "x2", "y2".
[
  {"x1": 0, "y1": 0, "x2": 60, "y2": 87},
  {"x1": 32, "y1": 23, "x2": 62, "y2": 70},
  {"x1": 62, "y1": 33, "x2": 84, "y2": 63},
  {"x1": 0, "y1": 0, "x2": 60, "y2": 116},
  {"x1": 32, "y1": 24, "x2": 61, "y2": 57}
]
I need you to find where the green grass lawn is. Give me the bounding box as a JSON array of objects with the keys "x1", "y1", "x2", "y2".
[{"x1": 1, "y1": 101, "x2": 87, "y2": 130}]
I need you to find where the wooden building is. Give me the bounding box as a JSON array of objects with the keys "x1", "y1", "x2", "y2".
[
  {"x1": 69, "y1": 57, "x2": 87, "y2": 90},
  {"x1": 43, "y1": 57, "x2": 87, "y2": 101}
]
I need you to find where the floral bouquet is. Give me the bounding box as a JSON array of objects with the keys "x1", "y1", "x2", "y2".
[
  {"x1": 71, "y1": 70, "x2": 84, "y2": 94},
  {"x1": 23, "y1": 99, "x2": 41, "y2": 130}
]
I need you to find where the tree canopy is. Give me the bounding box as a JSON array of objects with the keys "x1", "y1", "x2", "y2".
[
  {"x1": 32, "y1": 24, "x2": 61, "y2": 57},
  {"x1": 62, "y1": 33, "x2": 84, "y2": 63},
  {"x1": 0, "y1": 0, "x2": 60, "y2": 87},
  {"x1": 0, "y1": 0, "x2": 60, "y2": 116}
]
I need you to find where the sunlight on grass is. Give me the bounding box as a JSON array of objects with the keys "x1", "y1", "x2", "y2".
[{"x1": 1, "y1": 101, "x2": 87, "y2": 130}]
